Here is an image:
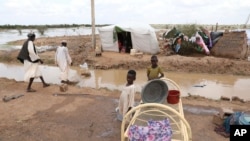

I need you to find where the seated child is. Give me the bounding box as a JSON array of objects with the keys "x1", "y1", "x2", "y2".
[
  {"x1": 116, "y1": 70, "x2": 136, "y2": 121},
  {"x1": 147, "y1": 55, "x2": 164, "y2": 81}
]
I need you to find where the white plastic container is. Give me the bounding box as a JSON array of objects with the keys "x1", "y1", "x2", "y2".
[
  {"x1": 80, "y1": 62, "x2": 88, "y2": 70},
  {"x1": 130, "y1": 49, "x2": 137, "y2": 56}
]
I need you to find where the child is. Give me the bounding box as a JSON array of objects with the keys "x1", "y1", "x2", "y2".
[
  {"x1": 116, "y1": 70, "x2": 136, "y2": 121},
  {"x1": 55, "y1": 40, "x2": 72, "y2": 84},
  {"x1": 147, "y1": 55, "x2": 164, "y2": 81}
]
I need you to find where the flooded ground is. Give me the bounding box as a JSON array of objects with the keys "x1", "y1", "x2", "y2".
[
  {"x1": 1, "y1": 28, "x2": 250, "y2": 51},
  {"x1": 1, "y1": 27, "x2": 250, "y2": 141},
  {"x1": 0, "y1": 27, "x2": 96, "y2": 44},
  {"x1": 1, "y1": 63, "x2": 250, "y2": 101},
  {"x1": 1, "y1": 28, "x2": 250, "y2": 100},
  {"x1": 0, "y1": 27, "x2": 97, "y2": 51}
]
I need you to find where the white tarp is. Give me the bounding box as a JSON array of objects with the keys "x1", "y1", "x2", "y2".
[{"x1": 98, "y1": 23, "x2": 159, "y2": 54}]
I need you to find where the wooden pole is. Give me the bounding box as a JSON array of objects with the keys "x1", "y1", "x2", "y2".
[
  {"x1": 244, "y1": 14, "x2": 250, "y2": 28},
  {"x1": 215, "y1": 22, "x2": 218, "y2": 32},
  {"x1": 91, "y1": 0, "x2": 96, "y2": 49}
]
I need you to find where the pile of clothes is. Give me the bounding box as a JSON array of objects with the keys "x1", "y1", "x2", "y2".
[
  {"x1": 214, "y1": 111, "x2": 250, "y2": 138},
  {"x1": 128, "y1": 118, "x2": 172, "y2": 141},
  {"x1": 163, "y1": 26, "x2": 223, "y2": 55}
]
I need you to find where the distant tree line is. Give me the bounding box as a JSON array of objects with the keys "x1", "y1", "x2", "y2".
[
  {"x1": 0, "y1": 24, "x2": 111, "y2": 29},
  {"x1": 1, "y1": 23, "x2": 247, "y2": 30}
]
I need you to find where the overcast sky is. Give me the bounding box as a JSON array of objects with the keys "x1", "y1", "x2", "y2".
[{"x1": 0, "y1": 0, "x2": 249, "y2": 25}]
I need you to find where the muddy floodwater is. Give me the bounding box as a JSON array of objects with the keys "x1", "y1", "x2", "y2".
[
  {"x1": 0, "y1": 27, "x2": 97, "y2": 51},
  {"x1": 1, "y1": 63, "x2": 250, "y2": 101}
]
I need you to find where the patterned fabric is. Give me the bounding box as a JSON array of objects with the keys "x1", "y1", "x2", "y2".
[
  {"x1": 223, "y1": 111, "x2": 244, "y2": 133},
  {"x1": 128, "y1": 118, "x2": 172, "y2": 141}
]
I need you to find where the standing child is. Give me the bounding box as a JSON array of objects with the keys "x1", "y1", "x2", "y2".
[
  {"x1": 147, "y1": 55, "x2": 164, "y2": 81},
  {"x1": 116, "y1": 70, "x2": 136, "y2": 121},
  {"x1": 55, "y1": 40, "x2": 72, "y2": 84}
]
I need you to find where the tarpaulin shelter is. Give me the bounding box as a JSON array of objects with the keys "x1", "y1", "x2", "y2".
[{"x1": 98, "y1": 23, "x2": 159, "y2": 54}]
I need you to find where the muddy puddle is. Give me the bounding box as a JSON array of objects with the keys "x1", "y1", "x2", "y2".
[
  {"x1": 1, "y1": 63, "x2": 250, "y2": 100},
  {"x1": 184, "y1": 105, "x2": 219, "y2": 115}
]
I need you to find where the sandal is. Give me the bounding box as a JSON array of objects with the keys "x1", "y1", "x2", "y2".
[
  {"x1": 27, "y1": 88, "x2": 36, "y2": 92},
  {"x1": 43, "y1": 83, "x2": 50, "y2": 88}
]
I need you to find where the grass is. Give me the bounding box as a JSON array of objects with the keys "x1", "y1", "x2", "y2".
[
  {"x1": 0, "y1": 24, "x2": 110, "y2": 30},
  {"x1": 151, "y1": 24, "x2": 250, "y2": 30},
  {"x1": 175, "y1": 24, "x2": 197, "y2": 37}
]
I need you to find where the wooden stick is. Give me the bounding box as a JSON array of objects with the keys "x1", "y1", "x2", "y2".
[{"x1": 2, "y1": 94, "x2": 24, "y2": 102}]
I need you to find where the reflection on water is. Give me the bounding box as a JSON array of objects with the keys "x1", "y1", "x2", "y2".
[
  {"x1": 76, "y1": 69, "x2": 148, "y2": 92},
  {"x1": 0, "y1": 63, "x2": 250, "y2": 100},
  {"x1": 183, "y1": 105, "x2": 219, "y2": 115},
  {"x1": 0, "y1": 63, "x2": 80, "y2": 84}
]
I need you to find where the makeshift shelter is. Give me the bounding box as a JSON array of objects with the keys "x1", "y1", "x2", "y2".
[
  {"x1": 98, "y1": 23, "x2": 159, "y2": 54},
  {"x1": 211, "y1": 31, "x2": 248, "y2": 59}
]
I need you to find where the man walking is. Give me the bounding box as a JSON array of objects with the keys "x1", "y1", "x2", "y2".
[
  {"x1": 55, "y1": 40, "x2": 72, "y2": 84},
  {"x1": 17, "y1": 32, "x2": 50, "y2": 92}
]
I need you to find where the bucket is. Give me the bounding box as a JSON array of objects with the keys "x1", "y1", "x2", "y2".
[
  {"x1": 141, "y1": 79, "x2": 168, "y2": 104},
  {"x1": 167, "y1": 90, "x2": 180, "y2": 104}
]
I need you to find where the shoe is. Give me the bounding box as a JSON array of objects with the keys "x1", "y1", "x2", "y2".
[
  {"x1": 43, "y1": 83, "x2": 50, "y2": 88},
  {"x1": 27, "y1": 88, "x2": 36, "y2": 92}
]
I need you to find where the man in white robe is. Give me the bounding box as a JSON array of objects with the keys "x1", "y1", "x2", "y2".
[
  {"x1": 17, "y1": 32, "x2": 50, "y2": 92},
  {"x1": 55, "y1": 40, "x2": 72, "y2": 83}
]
